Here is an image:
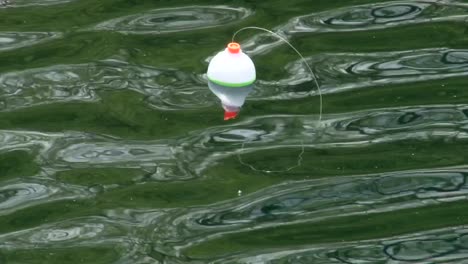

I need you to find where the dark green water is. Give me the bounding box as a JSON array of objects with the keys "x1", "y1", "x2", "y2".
[{"x1": 1, "y1": 0, "x2": 468, "y2": 263}]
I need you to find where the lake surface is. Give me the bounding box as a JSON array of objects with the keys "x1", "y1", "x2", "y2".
[{"x1": 1, "y1": 0, "x2": 468, "y2": 263}]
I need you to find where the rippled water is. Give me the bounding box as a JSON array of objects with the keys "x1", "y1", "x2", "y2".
[{"x1": 1, "y1": 0, "x2": 468, "y2": 263}]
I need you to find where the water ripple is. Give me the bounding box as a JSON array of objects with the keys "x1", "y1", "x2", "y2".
[
  {"x1": 0, "y1": 0, "x2": 77, "y2": 8},
  {"x1": 0, "y1": 60, "x2": 209, "y2": 111},
  {"x1": 310, "y1": 48, "x2": 468, "y2": 94},
  {"x1": 385, "y1": 238, "x2": 458, "y2": 261},
  {"x1": 3, "y1": 0, "x2": 468, "y2": 263},
  {"x1": 0, "y1": 178, "x2": 92, "y2": 216},
  {"x1": 91, "y1": 6, "x2": 252, "y2": 34},
  {"x1": 0, "y1": 64, "x2": 97, "y2": 111},
  {"x1": 0, "y1": 217, "x2": 130, "y2": 250},
  {"x1": 175, "y1": 105, "x2": 468, "y2": 178},
  {"x1": 0, "y1": 130, "x2": 62, "y2": 152},
  {"x1": 145, "y1": 167, "x2": 468, "y2": 257},
  {"x1": 213, "y1": 227, "x2": 468, "y2": 263},
  {"x1": 0, "y1": 32, "x2": 61, "y2": 52},
  {"x1": 254, "y1": 48, "x2": 468, "y2": 99},
  {"x1": 0, "y1": 183, "x2": 55, "y2": 211},
  {"x1": 237, "y1": 1, "x2": 468, "y2": 58},
  {"x1": 286, "y1": 0, "x2": 468, "y2": 34},
  {"x1": 191, "y1": 169, "x2": 466, "y2": 226},
  {"x1": 335, "y1": 106, "x2": 467, "y2": 135},
  {"x1": 4, "y1": 47, "x2": 464, "y2": 111},
  {"x1": 1, "y1": 109, "x2": 468, "y2": 260},
  {"x1": 55, "y1": 142, "x2": 174, "y2": 165},
  {"x1": 2, "y1": 104, "x2": 468, "y2": 180},
  {"x1": 28, "y1": 222, "x2": 105, "y2": 243}
]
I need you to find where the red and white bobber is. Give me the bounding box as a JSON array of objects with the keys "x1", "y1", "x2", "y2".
[{"x1": 207, "y1": 42, "x2": 256, "y2": 120}]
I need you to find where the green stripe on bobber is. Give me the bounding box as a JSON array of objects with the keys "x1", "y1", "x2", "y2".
[{"x1": 208, "y1": 77, "x2": 255, "y2": 88}]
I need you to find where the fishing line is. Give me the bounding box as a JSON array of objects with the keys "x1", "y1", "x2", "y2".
[
  {"x1": 232, "y1": 26, "x2": 323, "y2": 173},
  {"x1": 232, "y1": 26, "x2": 323, "y2": 122},
  {"x1": 237, "y1": 141, "x2": 305, "y2": 174}
]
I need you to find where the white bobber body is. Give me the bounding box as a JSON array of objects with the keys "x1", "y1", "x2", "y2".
[{"x1": 207, "y1": 42, "x2": 256, "y2": 120}]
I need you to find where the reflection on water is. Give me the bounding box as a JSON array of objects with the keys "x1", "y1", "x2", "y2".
[
  {"x1": 2, "y1": 48, "x2": 468, "y2": 111},
  {"x1": 0, "y1": 32, "x2": 61, "y2": 52},
  {"x1": 239, "y1": 0, "x2": 468, "y2": 56},
  {"x1": 214, "y1": 226, "x2": 468, "y2": 263},
  {"x1": 91, "y1": 6, "x2": 253, "y2": 34},
  {"x1": 0, "y1": 0, "x2": 468, "y2": 263},
  {"x1": 254, "y1": 48, "x2": 468, "y2": 100},
  {"x1": 287, "y1": 0, "x2": 468, "y2": 33},
  {"x1": 0, "y1": 0, "x2": 77, "y2": 8},
  {"x1": 0, "y1": 60, "x2": 210, "y2": 111}
]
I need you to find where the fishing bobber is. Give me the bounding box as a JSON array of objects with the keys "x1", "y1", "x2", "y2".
[{"x1": 207, "y1": 42, "x2": 256, "y2": 120}]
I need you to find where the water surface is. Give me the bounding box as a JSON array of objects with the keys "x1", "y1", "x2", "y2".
[{"x1": 1, "y1": 0, "x2": 468, "y2": 263}]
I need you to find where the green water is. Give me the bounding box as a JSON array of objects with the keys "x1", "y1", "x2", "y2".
[{"x1": 1, "y1": 0, "x2": 468, "y2": 263}]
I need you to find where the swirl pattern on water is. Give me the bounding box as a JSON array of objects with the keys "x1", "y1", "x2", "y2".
[
  {"x1": 0, "y1": 64, "x2": 96, "y2": 111},
  {"x1": 0, "y1": 177, "x2": 92, "y2": 216},
  {"x1": 286, "y1": 0, "x2": 468, "y2": 33},
  {"x1": 1, "y1": 105, "x2": 468, "y2": 261},
  {"x1": 0, "y1": 105, "x2": 465, "y2": 180},
  {"x1": 0, "y1": 32, "x2": 61, "y2": 52},
  {"x1": 0, "y1": 60, "x2": 210, "y2": 111},
  {"x1": 149, "y1": 168, "x2": 467, "y2": 254},
  {"x1": 2, "y1": 104, "x2": 468, "y2": 161},
  {"x1": 0, "y1": 0, "x2": 77, "y2": 8},
  {"x1": 55, "y1": 142, "x2": 174, "y2": 165},
  {"x1": 211, "y1": 227, "x2": 468, "y2": 263},
  {"x1": 0, "y1": 218, "x2": 132, "y2": 253},
  {"x1": 2, "y1": 0, "x2": 468, "y2": 263},
  {"x1": 2, "y1": 48, "x2": 467, "y2": 111},
  {"x1": 0, "y1": 183, "x2": 55, "y2": 211},
  {"x1": 236, "y1": 1, "x2": 468, "y2": 58},
  {"x1": 92, "y1": 6, "x2": 252, "y2": 34},
  {"x1": 252, "y1": 48, "x2": 468, "y2": 99}
]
